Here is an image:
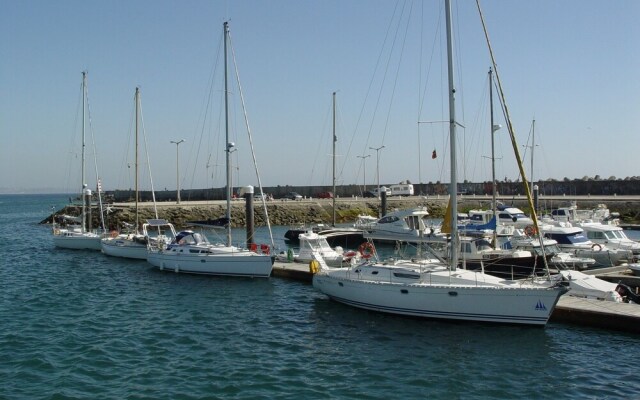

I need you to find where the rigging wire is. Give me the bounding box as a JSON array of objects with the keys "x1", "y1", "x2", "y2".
[
  {"x1": 138, "y1": 91, "x2": 159, "y2": 218},
  {"x1": 63, "y1": 80, "x2": 84, "y2": 196},
  {"x1": 84, "y1": 74, "x2": 106, "y2": 231},
  {"x1": 185, "y1": 35, "x2": 225, "y2": 198},
  {"x1": 228, "y1": 28, "x2": 275, "y2": 248},
  {"x1": 476, "y1": 0, "x2": 551, "y2": 279},
  {"x1": 307, "y1": 97, "x2": 333, "y2": 186},
  {"x1": 339, "y1": 1, "x2": 403, "y2": 185}
]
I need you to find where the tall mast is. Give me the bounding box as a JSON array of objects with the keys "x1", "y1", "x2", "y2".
[
  {"x1": 445, "y1": 0, "x2": 458, "y2": 269},
  {"x1": 332, "y1": 91, "x2": 337, "y2": 227},
  {"x1": 530, "y1": 119, "x2": 535, "y2": 196},
  {"x1": 81, "y1": 71, "x2": 87, "y2": 233},
  {"x1": 135, "y1": 87, "x2": 140, "y2": 232},
  {"x1": 489, "y1": 67, "x2": 499, "y2": 246},
  {"x1": 489, "y1": 68, "x2": 497, "y2": 219},
  {"x1": 224, "y1": 21, "x2": 232, "y2": 247}
]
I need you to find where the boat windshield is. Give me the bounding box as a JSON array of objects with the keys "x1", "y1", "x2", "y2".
[
  {"x1": 174, "y1": 231, "x2": 210, "y2": 245},
  {"x1": 613, "y1": 230, "x2": 628, "y2": 240},
  {"x1": 604, "y1": 231, "x2": 619, "y2": 240},
  {"x1": 545, "y1": 244, "x2": 561, "y2": 254},
  {"x1": 474, "y1": 239, "x2": 493, "y2": 251},
  {"x1": 547, "y1": 232, "x2": 590, "y2": 245}
]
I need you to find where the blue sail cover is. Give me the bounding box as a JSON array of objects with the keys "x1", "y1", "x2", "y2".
[{"x1": 458, "y1": 216, "x2": 497, "y2": 233}]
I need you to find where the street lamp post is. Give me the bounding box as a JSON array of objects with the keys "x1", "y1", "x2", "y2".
[
  {"x1": 369, "y1": 145, "x2": 385, "y2": 197},
  {"x1": 170, "y1": 139, "x2": 185, "y2": 204},
  {"x1": 357, "y1": 154, "x2": 371, "y2": 194}
]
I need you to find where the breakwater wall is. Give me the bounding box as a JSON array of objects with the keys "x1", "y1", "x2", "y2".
[
  {"x1": 43, "y1": 196, "x2": 640, "y2": 230},
  {"x1": 107, "y1": 179, "x2": 640, "y2": 203}
]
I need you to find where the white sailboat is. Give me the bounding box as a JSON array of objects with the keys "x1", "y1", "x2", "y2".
[
  {"x1": 101, "y1": 88, "x2": 176, "y2": 259},
  {"x1": 312, "y1": 0, "x2": 566, "y2": 325},
  {"x1": 53, "y1": 71, "x2": 105, "y2": 251},
  {"x1": 146, "y1": 21, "x2": 273, "y2": 278}
]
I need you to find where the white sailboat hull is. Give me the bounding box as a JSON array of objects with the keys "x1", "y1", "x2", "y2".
[
  {"x1": 53, "y1": 231, "x2": 102, "y2": 251},
  {"x1": 101, "y1": 237, "x2": 148, "y2": 260},
  {"x1": 147, "y1": 245, "x2": 273, "y2": 278},
  {"x1": 313, "y1": 263, "x2": 564, "y2": 325}
]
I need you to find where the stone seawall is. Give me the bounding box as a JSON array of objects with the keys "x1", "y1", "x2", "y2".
[
  {"x1": 42, "y1": 196, "x2": 640, "y2": 229},
  {"x1": 107, "y1": 179, "x2": 640, "y2": 203}
]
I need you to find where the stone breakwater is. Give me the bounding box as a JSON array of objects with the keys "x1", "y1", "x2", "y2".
[{"x1": 42, "y1": 197, "x2": 640, "y2": 230}]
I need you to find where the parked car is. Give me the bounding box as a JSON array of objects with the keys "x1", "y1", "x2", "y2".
[
  {"x1": 317, "y1": 191, "x2": 333, "y2": 199},
  {"x1": 363, "y1": 191, "x2": 377, "y2": 198},
  {"x1": 283, "y1": 192, "x2": 303, "y2": 200},
  {"x1": 253, "y1": 192, "x2": 268, "y2": 201}
]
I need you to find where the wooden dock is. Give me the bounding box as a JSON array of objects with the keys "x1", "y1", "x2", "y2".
[
  {"x1": 272, "y1": 262, "x2": 640, "y2": 333},
  {"x1": 271, "y1": 260, "x2": 313, "y2": 283},
  {"x1": 552, "y1": 296, "x2": 640, "y2": 333}
]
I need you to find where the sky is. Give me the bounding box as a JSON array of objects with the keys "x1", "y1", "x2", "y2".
[{"x1": 1, "y1": 0, "x2": 639, "y2": 194}]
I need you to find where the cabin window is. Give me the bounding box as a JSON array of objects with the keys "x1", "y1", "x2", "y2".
[
  {"x1": 461, "y1": 243, "x2": 472, "y2": 253},
  {"x1": 379, "y1": 216, "x2": 400, "y2": 224},
  {"x1": 393, "y1": 272, "x2": 420, "y2": 279},
  {"x1": 587, "y1": 232, "x2": 604, "y2": 240}
]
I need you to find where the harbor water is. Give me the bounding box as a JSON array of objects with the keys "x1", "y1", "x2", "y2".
[{"x1": 1, "y1": 194, "x2": 639, "y2": 399}]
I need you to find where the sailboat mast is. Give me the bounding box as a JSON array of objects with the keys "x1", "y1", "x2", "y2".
[
  {"x1": 81, "y1": 71, "x2": 87, "y2": 233},
  {"x1": 332, "y1": 91, "x2": 337, "y2": 227},
  {"x1": 135, "y1": 87, "x2": 140, "y2": 232},
  {"x1": 224, "y1": 21, "x2": 232, "y2": 247},
  {"x1": 445, "y1": 0, "x2": 458, "y2": 269},
  {"x1": 489, "y1": 68, "x2": 497, "y2": 221},
  {"x1": 530, "y1": 119, "x2": 535, "y2": 196}
]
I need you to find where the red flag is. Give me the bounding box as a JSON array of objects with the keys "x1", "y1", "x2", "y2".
[{"x1": 432, "y1": 149, "x2": 437, "y2": 159}]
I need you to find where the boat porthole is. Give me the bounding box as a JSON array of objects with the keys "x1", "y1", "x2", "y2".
[
  {"x1": 400, "y1": 289, "x2": 408, "y2": 294},
  {"x1": 338, "y1": 282, "x2": 344, "y2": 287},
  {"x1": 201, "y1": 259, "x2": 206, "y2": 263},
  {"x1": 448, "y1": 291, "x2": 458, "y2": 296}
]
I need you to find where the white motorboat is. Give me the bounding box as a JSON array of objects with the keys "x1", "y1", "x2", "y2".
[
  {"x1": 146, "y1": 22, "x2": 273, "y2": 278},
  {"x1": 465, "y1": 207, "x2": 533, "y2": 230},
  {"x1": 577, "y1": 222, "x2": 640, "y2": 257},
  {"x1": 546, "y1": 202, "x2": 619, "y2": 225},
  {"x1": 53, "y1": 72, "x2": 106, "y2": 251},
  {"x1": 359, "y1": 207, "x2": 434, "y2": 243},
  {"x1": 558, "y1": 270, "x2": 623, "y2": 303},
  {"x1": 277, "y1": 231, "x2": 357, "y2": 267},
  {"x1": 503, "y1": 233, "x2": 596, "y2": 271},
  {"x1": 312, "y1": 1, "x2": 565, "y2": 326},
  {"x1": 541, "y1": 222, "x2": 632, "y2": 267}
]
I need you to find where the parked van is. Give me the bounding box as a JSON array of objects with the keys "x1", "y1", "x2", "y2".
[
  {"x1": 371, "y1": 184, "x2": 414, "y2": 197},
  {"x1": 388, "y1": 183, "x2": 414, "y2": 196}
]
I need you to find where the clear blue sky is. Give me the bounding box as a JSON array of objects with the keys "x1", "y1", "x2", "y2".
[{"x1": 2, "y1": 0, "x2": 639, "y2": 194}]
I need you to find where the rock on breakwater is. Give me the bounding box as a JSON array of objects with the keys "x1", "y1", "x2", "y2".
[{"x1": 41, "y1": 196, "x2": 640, "y2": 229}]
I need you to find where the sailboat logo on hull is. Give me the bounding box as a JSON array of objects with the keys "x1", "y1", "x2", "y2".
[{"x1": 535, "y1": 300, "x2": 548, "y2": 311}]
